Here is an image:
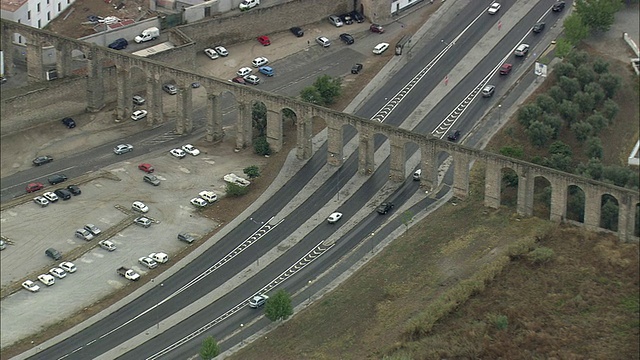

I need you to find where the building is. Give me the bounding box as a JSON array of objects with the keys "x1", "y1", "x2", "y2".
[{"x1": 0, "y1": 0, "x2": 75, "y2": 43}]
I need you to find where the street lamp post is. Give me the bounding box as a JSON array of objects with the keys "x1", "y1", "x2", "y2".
[{"x1": 498, "y1": 104, "x2": 502, "y2": 123}]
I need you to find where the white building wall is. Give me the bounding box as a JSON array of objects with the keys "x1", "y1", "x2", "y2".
[{"x1": 2, "y1": 0, "x2": 76, "y2": 43}]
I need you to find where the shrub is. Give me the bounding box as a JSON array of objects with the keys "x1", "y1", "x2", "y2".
[
  {"x1": 527, "y1": 246, "x2": 555, "y2": 264},
  {"x1": 547, "y1": 85, "x2": 567, "y2": 102},
  {"x1": 517, "y1": 104, "x2": 543, "y2": 128},
  {"x1": 573, "y1": 91, "x2": 596, "y2": 114},
  {"x1": 586, "y1": 112, "x2": 608, "y2": 134},
  {"x1": 592, "y1": 57, "x2": 610, "y2": 74},
  {"x1": 488, "y1": 314, "x2": 509, "y2": 330},
  {"x1": 300, "y1": 86, "x2": 323, "y2": 105},
  {"x1": 553, "y1": 62, "x2": 576, "y2": 79},
  {"x1": 225, "y1": 182, "x2": 249, "y2": 197},
  {"x1": 571, "y1": 121, "x2": 593, "y2": 142},
  {"x1": 549, "y1": 141, "x2": 572, "y2": 157},
  {"x1": 584, "y1": 82, "x2": 606, "y2": 106},
  {"x1": 603, "y1": 165, "x2": 633, "y2": 187},
  {"x1": 558, "y1": 99, "x2": 580, "y2": 124},
  {"x1": 536, "y1": 94, "x2": 557, "y2": 113},
  {"x1": 601, "y1": 99, "x2": 619, "y2": 122},
  {"x1": 599, "y1": 73, "x2": 622, "y2": 98},
  {"x1": 253, "y1": 136, "x2": 271, "y2": 156},
  {"x1": 527, "y1": 120, "x2": 554, "y2": 147},
  {"x1": 559, "y1": 76, "x2": 581, "y2": 98},
  {"x1": 499, "y1": 145, "x2": 525, "y2": 159},
  {"x1": 576, "y1": 64, "x2": 596, "y2": 88},
  {"x1": 542, "y1": 113, "x2": 563, "y2": 139},
  {"x1": 585, "y1": 137, "x2": 603, "y2": 159},
  {"x1": 579, "y1": 158, "x2": 604, "y2": 180},
  {"x1": 566, "y1": 49, "x2": 589, "y2": 68},
  {"x1": 546, "y1": 153, "x2": 573, "y2": 172},
  {"x1": 243, "y1": 165, "x2": 260, "y2": 179}
]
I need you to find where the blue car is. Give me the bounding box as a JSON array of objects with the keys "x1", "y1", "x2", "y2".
[
  {"x1": 259, "y1": 66, "x2": 274, "y2": 77},
  {"x1": 108, "y1": 38, "x2": 128, "y2": 50}
]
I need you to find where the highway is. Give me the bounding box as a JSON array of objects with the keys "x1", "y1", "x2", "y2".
[{"x1": 20, "y1": 1, "x2": 567, "y2": 358}]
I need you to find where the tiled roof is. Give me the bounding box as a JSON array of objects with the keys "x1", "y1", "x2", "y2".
[{"x1": 0, "y1": 0, "x2": 29, "y2": 12}]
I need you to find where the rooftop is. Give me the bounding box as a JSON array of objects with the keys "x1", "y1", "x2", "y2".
[{"x1": 1, "y1": 0, "x2": 28, "y2": 12}]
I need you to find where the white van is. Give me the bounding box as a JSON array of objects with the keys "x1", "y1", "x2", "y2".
[
  {"x1": 412, "y1": 169, "x2": 422, "y2": 181},
  {"x1": 134, "y1": 27, "x2": 160, "y2": 43},
  {"x1": 149, "y1": 252, "x2": 169, "y2": 264}
]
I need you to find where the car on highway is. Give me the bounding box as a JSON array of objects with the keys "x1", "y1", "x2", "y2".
[
  {"x1": 49, "y1": 267, "x2": 67, "y2": 279},
  {"x1": 252, "y1": 57, "x2": 269, "y2": 67},
  {"x1": 132, "y1": 95, "x2": 146, "y2": 105},
  {"x1": 340, "y1": 33, "x2": 354, "y2": 45},
  {"x1": 204, "y1": 48, "x2": 219, "y2": 60},
  {"x1": 373, "y1": 42, "x2": 390, "y2": 55},
  {"x1": 45, "y1": 248, "x2": 62, "y2": 260},
  {"x1": 214, "y1": 45, "x2": 229, "y2": 57},
  {"x1": 244, "y1": 74, "x2": 260, "y2": 85},
  {"x1": 239, "y1": 0, "x2": 259, "y2": 11},
  {"x1": 191, "y1": 197, "x2": 208, "y2": 208},
  {"x1": 447, "y1": 130, "x2": 461, "y2": 142},
  {"x1": 552, "y1": 1, "x2": 565, "y2": 11},
  {"x1": 316, "y1": 36, "x2": 331, "y2": 47},
  {"x1": 259, "y1": 66, "x2": 274, "y2": 77},
  {"x1": 499, "y1": 63, "x2": 512, "y2": 75},
  {"x1": 351, "y1": 63, "x2": 363, "y2": 74},
  {"x1": 134, "y1": 216, "x2": 153, "y2": 228},
  {"x1": 61, "y1": 117, "x2": 76, "y2": 128},
  {"x1": 328, "y1": 15, "x2": 344, "y2": 27},
  {"x1": 290, "y1": 26, "x2": 304, "y2": 37},
  {"x1": 75, "y1": 228, "x2": 94, "y2": 241},
  {"x1": 33, "y1": 155, "x2": 53, "y2": 166},
  {"x1": 33, "y1": 196, "x2": 49, "y2": 207},
  {"x1": 162, "y1": 83, "x2": 177, "y2": 95},
  {"x1": 131, "y1": 110, "x2": 148, "y2": 121},
  {"x1": 178, "y1": 232, "x2": 196, "y2": 244},
  {"x1": 231, "y1": 76, "x2": 246, "y2": 85},
  {"x1": 532, "y1": 22, "x2": 545, "y2": 33},
  {"x1": 144, "y1": 174, "x2": 161, "y2": 186},
  {"x1": 514, "y1": 43, "x2": 530, "y2": 57},
  {"x1": 199, "y1": 190, "x2": 218, "y2": 203},
  {"x1": 38, "y1": 274, "x2": 56, "y2": 286},
  {"x1": 114, "y1": 144, "x2": 133, "y2": 155},
  {"x1": 48, "y1": 174, "x2": 67, "y2": 185},
  {"x1": 60, "y1": 261, "x2": 77, "y2": 273},
  {"x1": 249, "y1": 294, "x2": 269, "y2": 308},
  {"x1": 132, "y1": 201, "x2": 149, "y2": 213},
  {"x1": 488, "y1": 2, "x2": 501, "y2": 14},
  {"x1": 22, "y1": 280, "x2": 40, "y2": 292},
  {"x1": 26, "y1": 182, "x2": 44, "y2": 193},
  {"x1": 237, "y1": 67, "x2": 252, "y2": 77},
  {"x1": 370, "y1": 24, "x2": 384, "y2": 33},
  {"x1": 138, "y1": 163, "x2": 155, "y2": 173},
  {"x1": 84, "y1": 224, "x2": 101, "y2": 235},
  {"x1": 54, "y1": 188, "x2": 72, "y2": 200},
  {"x1": 138, "y1": 256, "x2": 158, "y2": 269},
  {"x1": 327, "y1": 212, "x2": 343, "y2": 224},
  {"x1": 482, "y1": 84, "x2": 495, "y2": 97},
  {"x1": 257, "y1": 35, "x2": 271, "y2": 46},
  {"x1": 43, "y1": 191, "x2": 59, "y2": 202},
  {"x1": 67, "y1": 184, "x2": 81, "y2": 195},
  {"x1": 149, "y1": 252, "x2": 169, "y2": 263},
  {"x1": 376, "y1": 202, "x2": 395, "y2": 214},
  {"x1": 170, "y1": 148, "x2": 186, "y2": 158},
  {"x1": 99, "y1": 240, "x2": 117, "y2": 251}
]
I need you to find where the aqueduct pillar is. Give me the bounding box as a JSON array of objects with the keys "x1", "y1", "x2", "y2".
[
  {"x1": 86, "y1": 46, "x2": 105, "y2": 112},
  {"x1": 26, "y1": 37, "x2": 44, "y2": 83},
  {"x1": 266, "y1": 108, "x2": 282, "y2": 153},
  {"x1": 206, "y1": 93, "x2": 224, "y2": 142}
]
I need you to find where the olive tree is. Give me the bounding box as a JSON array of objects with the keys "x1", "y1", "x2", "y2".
[
  {"x1": 200, "y1": 336, "x2": 220, "y2": 360},
  {"x1": 264, "y1": 289, "x2": 294, "y2": 322}
]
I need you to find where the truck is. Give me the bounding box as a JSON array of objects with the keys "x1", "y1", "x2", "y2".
[
  {"x1": 117, "y1": 266, "x2": 140, "y2": 281},
  {"x1": 134, "y1": 27, "x2": 160, "y2": 44}
]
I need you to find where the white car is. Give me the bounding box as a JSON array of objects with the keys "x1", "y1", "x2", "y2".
[
  {"x1": 75, "y1": 228, "x2": 94, "y2": 241},
  {"x1": 43, "y1": 191, "x2": 59, "y2": 202},
  {"x1": 138, "y1": 256, "x2": 158, "y2": 269},
  {"x1": 239, "y1": 0, "x2": 259, "y2": 11},
  {"x1": 237, "y1": 67, "x2": 252, "y2": 77},
  {"x1": 84, "y1": 224, "x2": 101, "y2": 236},
  {"x1": 199, "y1": 190, "x2": 218, "y2": 203},
  {"x1": 252, "y1": 57, "x2": 269, "y2": 67},
  {"x1": 170, "y1": 148, "x2": 186, "y2": 158},
  {"x1": 49, "y1": 267, "x2": 67, "y2": 279},
  {"x1": 60, "y1": 261, "x2": 77, "y2": 273},
  {"x1": 131, "y1": 110, "x2": 147, "y2": 121},
  {"x1": 327, "y1": 212, "x2": 343, "y2": 224},
  {"x1": 249, "y1": 294, "x2": 269, "y2": 308},
  {"x1": 134, "y1": 216, "x2": 153, "y2": 228},
  {"x1": 22, "y1": 280, "x2": 40, "y2": 292},
  {"x1": 204, "y1": 48, "x2": 219, "y2": 60},
  {"x1": 132, "y1": 201, "x2": 149, "y2": 213},
  {"x1": 373, "y1": 42, "x2": 390, "y2": 55},
  {"x1": 114, "y1": 143, "x2": 133, "y2": 155},
  {"x1": 488, "y1": 2, "x2": 501, "y2": 14},
  {"x1": 316, "y1": 36, "x2": 331, "y2": 48},
  {"x1": 33, "y1": 196, "x2": 49, "y2": 207},
  {"x1": 244, "y1": 74, "x2": 260, "y2": 85},
  {"x1": 38, "y1": 274, "x2": 56, "y2": 286},
  {"x1": 182, "y1": 144, "x2": 200, "y2": 156},
  {"x1": 99, "y1": 240, "x2": 117, "y2": 251},
  {"x1": 214, "y1": 46, "x2": 229, "y2": 57},
  {"x1": 149, "y1": 252, "x2": 169, "y2": 263},
  {"x1": 191, "y1": 197, "x2": 208, "y2": 208}
]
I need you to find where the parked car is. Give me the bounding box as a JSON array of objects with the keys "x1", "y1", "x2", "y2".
[
  {"x1": 340, "y1": 33, "x2": 355, "y2": 45},
  {"x1": 0, "y1": 240, "x2": 6, "y2": 250},
  {"x1": 257, "y1": 35, "x2": 271, "y2": 46},
  {"x1": 49, "y1": 267, "x2": 67, "y2": 279},
  {"x1": 351, "y1": 10, "x2": 365, "y2": 23},
  {"x1": 99, "y1": 240, "x2": 116, "y2": 251},
  {"x1": 149, "y1": 252, "x2": 169, "y2": 263},
  {"x1": 182, "y1": 144, "x2": 200, "y2": 155},
  {"x1": 447, "y1": 130, "x2": 461, "y2": 142},
  {"x1": 249, "y1": 294, "x2": 269, "y2": 308},
  {"x1": 84, "y1": 224, "x2": 102, "y2": 235},
  {"x1": 191, "y1": 197, "x2": 208, "y2": 208},
  {"x1": 488, "y1": 2, "x2": 501, "y2": 14},
  {"x1": 38, "y1": 274, "x2": 55, "y2": 286},
  {"x1": 239, "y1": 0, "x2": 259, "y2": 11},
  {"x1": 327, "y1": 212, "x2": 343, "y2": 224},
  {"x1": 162, "y1": 84, "x2": 177, "y2": 95},
  {"x1": 132, "y1": 201, "x2": 149, "y2": 213},
  {"x1": 134, "y1": 216, "x2": 153, "y2": 228},
  {"x1": 373, "y1": 42, "x2": 390, "y2": 55},
  {"x1": 199, "y1": 190, "x2": 218, "y2": 203},
  {"x1": 252, "y1": 57, "x2": 269, "y2": 67},
  {"x1": 67, "y1": 184, "x2": 81, "y2": 195},
  {"x1": 61, "y1": 117, "x2": 76, "y2": 128},
  {"x1": 370, "y1": 24, "x2": 384, "y2": 33},
  {"x1": 259, "y1": 66, "x2": 274, "y2": 77},
  {"x1": 43, "y1": 191, "x2": 59, "y2": 202},
  {"x1": 514, "y1": 43, "x2": 530, "y2": 57},
  {"x1": 144, "y1": 174, "x2": 161, "y2": 186},
  {"x1": 376, "y1": 202, "x2": 395, "y2": 214},
  {"x1": 232, "y1": 76, "x2": 247, "y2": 85},
  {"x1": 132, "y1": 95, "x2": 146, "y2": 105},
  {"x1": 178, "y1": 232, "x2": 196, "y2": 244},
  {"x1": 26, "y1": 182, "x2": 44, "y2": 193},
  {"x1": 237, "y1": 67, "x2": 252, "y2": 77},
  {"x1": 75, "y1": 228, "x2": 94, "y2": 241},
  {"x1": 552, "y1": 1, "x2": 565, "y2": 12},
  {"x1": 532, "y1": 22, "x2": 545, "y2": 33},
  {"x1": 114, "y1": 144, "x2": 133, "y2": 155},
  {"x1": 482, "y1": 84, "x2": 496, "y2": 97},
  {"x1": 170, "y1": 148, "x2": 186, "y2": 158},
  {"x1": 117, "y1": 267, "x2": 140, "y2": 281},
  {"x1": 138, "y1": 256, "x2": 158, "y2": 269},
  {"x1": 328, "y1": 15, "x2": 344, "y2": 27},
  {"x1": 351, "y1": 63, "x2": 363, "y2": 74},
  {"x1": 45, "y1": 248, "x2": 62, "y2": 260},
  {"x1": 22, "y1": 280, "x2": 40, "y2": 292},
  {"x1": 48, "y1": 174, "x2": 67, "y2": 185},
  {"x1": 290, "y1": 27, "x2": 304, "y2": 37},
  {"x1": 131, "y1": 110, "x2": 148, "y2": 121},
  {"x1": 54, "y1": 188, "x2": 72, "y2": 200},
  {"x1": 138, "y1": 163, "x2": 155, "y2": 173},
  {"x1": 340, "y1": 13, "x2": 353, "y2": 25},
  {"x1": 33, "y1": 196, "x2": 49, "y2": 207},
  {"x1": 499, "y1": 63, "x2": 512, "y2": 75},
  {"x1": 244, "y1": 74, "x2": 260, "y2": 85},
  {"x1": 60, "y1": 261, "x2": 77, "y2": 273},
  {"x1": 316, "y1": 36, "x2": 331, "y2": 47},
  {"x1": 214, "y1": 46, "x2": 229, "y2": 57},
  {"x1": 33, "y1": 155, "x2": 53, "y2": 166},
  {"x1": 204, "y1": 48, "x2": 219, "y2": 60},
  {"x1": 108, "y1": 38, "x2": 128, "y2": 50}
]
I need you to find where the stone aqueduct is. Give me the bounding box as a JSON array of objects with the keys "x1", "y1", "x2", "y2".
[{"x1": 1, "y1": 20, "x2": 639, "y2": 241}]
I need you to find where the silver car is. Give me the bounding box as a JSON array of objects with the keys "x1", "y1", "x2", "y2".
[
  {"x1": 113, "y1": 144, "x2": 133, "y2": 155},
  {"x1": 162, "y1": 84, "x2": 177, "y2": 95},
  {"x1": 75, "y1": 228, "x2": 94, "y2": 241}
]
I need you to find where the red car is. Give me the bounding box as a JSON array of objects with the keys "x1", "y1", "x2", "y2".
[
  {"x1": 257, "y1": 35, "x2": 271, "y2": 46},
  {"x1": 370, "y1": 24, "x2": 384, "y2": 34},
  {"x1": 138, "y1": 163, "x2": 154, "y2": 173},
  {"x1": 499, "y1": 63, "x2": 512, "y2": 75},
  {"x1": 26, "y1": 182, "x2": 44, "y2": 193},
  {"x1": 231, "y1": 76, "x2": 247, "y2": 85}
]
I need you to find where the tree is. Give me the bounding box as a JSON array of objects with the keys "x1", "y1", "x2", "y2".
[
  {"x1": 584, "y1": 82, "x2": 605, "y2": 106},
  {"x1": 499, "y1": 145, "x2": 525, "y2": 159},
  {"x1": 300, "y1": 86, "x2": 323, "y2": 105},
  {"x1": 558, "y1": 99, "x2": 580, "y2": 124},
  {"x1": 579, "y1": 158, "x2": 604, "y2": 180},
  {"x1": 576, "y1": 64, "x2": 596, "y2": 88},
  {"x1": 253, "y1": 136, "x2": 271, "y2": 156},
  {"x1": 603, "y1": 165, "x2": 633, "y2": 187},
  {"x1": 243, "y1": 165, "x2": 260, "y2": 179},
  {"x1": 517, "y1": 103, "x2": 542, "y2": 127},
  {"x1": 547, "y1": 85, "x2": 567, "y2": 103},
  {"x1": 536, "y1": 94, "x2": 557, "y2": 113},
  {"x1": 601, "y1": 98, "x2": 620, "y2": 122},
  {"x1": 200, "y1": 336, "x2": 220, "y2": 360},
  {"x1": 264, "y1": 289, "x2": 293, "y2": 321},
  {"x1": 566, "y1": 49, "x2": 590, "y2": 68},
  {"x1": 549, "y1": 141, "x2": 572, "y2": 157},
  {"x1": 558, "y1": 76, "x2": 581, "y2": 98},
  {"x1": 563, "y1": 13, "x2": 591, "y2": 45},
  {"x1": 585, "y1": 137, "x2": 604, "y2": 159},
  {"x1": 314, "y1": 75, "x2": 342, "y2": 105},
  {"x1": 553, "y1": 62, "x2": 576, "y2": 79},
  {"x1": 282, "y1": 108, "x2": 297, "y2": 124},
  {"x1": 571, "y1": 121, "x2": 593, "y2": 142},
  {"x1": 252, "y1": 102, "x2": 267, "y2": 137},
  {"x1": 226, "y1": 182, "x2": 249, "y2": 197},
  {"x1": 554, "y1": 38, "x2": 573, "y2": 58},
  {"x1": 542, "y1": 113, "x2": 563, "y2": 139},
  {"x1": 599, "y1": 73, "x2": 622, "y2": 98},
  {"x1": 592, "y1": 57, "x2": 610, "y2": 74},
  {"x1": 575, "y1": 0, "x2": 622, "y2": 33},
  {"x1": 573, "y1": 91, "x2": 595, "y2": 114},
  {"x1": 526, "y1": 120, "x2": 554, "y2": 147},
  {"x1": 600, "y1": 197, "x2": 619, "y2": 231},
  {"x1": 586, "y1": 112, "x2": 608, "y2": 133},
  {"x1": 546, "y1": 153, "x2": 573, "y2": 172}
]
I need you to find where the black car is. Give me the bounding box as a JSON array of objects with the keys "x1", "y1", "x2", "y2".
[
  {"x1": 178, "y1": 232, "x2": 196, "y2": 244},
  {"x1": 54, "y1": 188, "x2": 72, "y2": 200},
  {"x1": 33, "y1": 155, "x2": 53, "y2": 166},
  {"x1": 290, "y1": 27, "x2": 304, "y2": 37},
  {"x1": 340, "y1": 33, "x2": 355, "y2": 45},
  {"x1": 61, "y1": 117, "x2": 76, "y2": 128},
  {"x1": 351, "y1": 63, "x2": 363, "y2": 74},
  {"x1": 447, "y1": 130, "x2": 461, "y2": 142},
  {"x1": 67, "y1": 184, "x2": 81, "y2": 195},
  {"x1": 108, "y1": 38, "x2": 128, "y2": 50},
  {"x1": 351, "y1": 10, "x2": 365, "y2": 23},
  {"x1": 552, "y1": 1, "x2": 565, "y2": 12},
  {"x1": 340, "y1": 14, "x2": 353, "y2": 25},
  {"x1": 48, "y1": 174, "x2": 67, "y2": 185},
  {"x1": 532, "y1": 22, "x2": 545, "y2": 33},
  {"x1": 45, "y1": 248, "x2": 62, "y2": 260},
  {"x1": 377, "y1": 202, "x2": 395, "y2": 214}
]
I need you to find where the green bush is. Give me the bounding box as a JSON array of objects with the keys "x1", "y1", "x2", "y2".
[
  {"x1": 526, "y1": 246, "x2": 555, "y2": 264},
  {"x1": 225, "y1": 183, "x2": 249, "y2": 197},
  {"x1": 243, "y1": 165, "x2": 260, "y2": 179},
  {"x1": 253, "y1": 136, "x2": 271, "y2": 156}
]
